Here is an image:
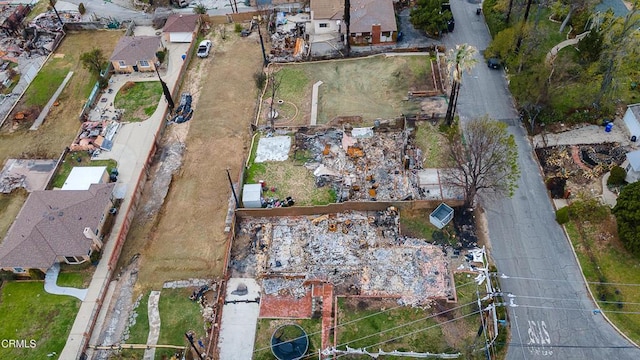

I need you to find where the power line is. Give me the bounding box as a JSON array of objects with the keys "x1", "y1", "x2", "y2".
[
  {"x1": 505, "y1": 302, "x2": 640, "y2": 315},
  {"x1": 495, "y1": 342, "x2": 638, "y2": 349},
  {"x1": 513, "y1": 294, "x2": 640, "y2": 307},
  {"x1": 332, "y1": 311, "x2": 483, "y2": 359},
  {"x1": 334, "y1": 301, "x2": 478, "y2": 349},
  {"x1": 252, "y1": 280, "x2": 478, "y2": 354},
  {"x1": 498, "y1": 273, "x2": 640, "y2": 288},
  {"x1": 301, "y1": 300, "x2": 481, "y2": 359}
]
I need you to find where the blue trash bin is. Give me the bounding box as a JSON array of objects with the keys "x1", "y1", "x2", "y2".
[{"x1": 605, "y1": 123, "x2": 613, "y2": 132}]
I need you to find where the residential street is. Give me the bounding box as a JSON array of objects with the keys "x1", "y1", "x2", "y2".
[{"x1": 444, "y1": 2, "x2": 640, "y2": 359}]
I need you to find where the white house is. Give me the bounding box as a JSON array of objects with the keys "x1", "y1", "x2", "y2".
[
  {"x1": 623, "y1": 103, "x2": 640, "y2": 142},
  {"x1": 624, "y1": 150, "x2": 640, "y2": 183},
  {"x1": 309, "y1": 0, "x2": 343, "y2": 39}
]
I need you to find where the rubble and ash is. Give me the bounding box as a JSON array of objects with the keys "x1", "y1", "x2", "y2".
[
  {"x1": 237, "y1": 208, "x2": 452, "y2": 306},
  {"x1": 295, "y1": 128, "x2": 432, "y2": 202}
]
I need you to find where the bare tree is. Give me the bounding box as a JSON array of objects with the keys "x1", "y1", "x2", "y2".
[
  {"x1": 267, "y1": 71, "x2": 282, "y2": 129},
  {"x1": 445, "y1": 44, "x2": 478, "y2": 126},
  {"x1": 441, "y1": 116, "x2": 520, "y2": 207}
]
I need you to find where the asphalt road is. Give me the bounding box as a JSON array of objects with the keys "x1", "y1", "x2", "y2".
[{"x1": 442, "y1": 1, "x2": 640, "y2": 359}]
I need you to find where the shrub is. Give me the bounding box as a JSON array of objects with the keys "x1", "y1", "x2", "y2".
[
  {"x1": 156, "y1": 50, "x2": 166, "y2": 64},
  {"x1": 28, "y1": 268, "x2": 46, "y2": 280},
  {"x1": 234, "y1": 23, "x2": 243, "y2": 33},
  {"x1": 568, "y1": 198, "x2": 609, "y2": 222},
  {"x1": 556, "y1": 207, "x2": 570, "y2": 224},
  {"x1": 78, "y1": 3, "x2": 86, "y2": 15},
  {"x1": 90, "y1": 250, "x2": 102, "y2": 265},
  {"x1": 98, "y1": 75, "x2": 109, "y2": 89},
  {"x1": 607, "y1": 166, "x2": 627, "y2": 186},
  {"x1": 253, "y1": 71, "x2": 266, "y2": 89},
  {"x1": 0, "y1": 269, "x2": 16, "y2": 281}
]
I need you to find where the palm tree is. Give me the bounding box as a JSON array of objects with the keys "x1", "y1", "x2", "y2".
[
  {"x1": 444, "y1": 44, "x2": 478, "y2": 126},
  {"x1": 344, "y1": 0, "x2": 351, "y2": 55}
]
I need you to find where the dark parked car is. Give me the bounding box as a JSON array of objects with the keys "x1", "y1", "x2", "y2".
[{"x1": 487, "y1": 58, "x2": 502, "y2": 69}]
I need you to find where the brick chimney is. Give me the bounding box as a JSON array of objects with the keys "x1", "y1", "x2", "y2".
[{"x1": 371, "y1": 24, "x2": 381, "y2": 44}]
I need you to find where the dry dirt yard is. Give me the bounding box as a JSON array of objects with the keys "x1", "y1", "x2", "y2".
[{"x1": 119, "y1": 26, "x2": 263, "y2": 289}]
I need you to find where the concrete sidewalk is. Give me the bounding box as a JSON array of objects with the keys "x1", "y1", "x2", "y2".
[
  {"x1": 60, "y1": 28, "x2": 189, "y2": 360},
  {"x1": 44, "y1": 263, "x2": 88, "y2": 301}
]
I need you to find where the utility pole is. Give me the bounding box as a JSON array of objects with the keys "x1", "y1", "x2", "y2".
[
  {"x1": 155, "y1": 64, "x2": 174, "y2": 112},
  {"x1": 226, "y1": 168, "x2": 240, "y2": 208},
  {"x1": 185, "y1": 332, "x2": 204, "y2": 359},
  {"x1": 477, "y1": 287, "x2": 491, "y2": 360},
  {"x1": 256, "y1": 18, "x2": 268, "y2": 66}
]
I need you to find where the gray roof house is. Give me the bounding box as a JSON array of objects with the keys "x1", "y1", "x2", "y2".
[
  {"x1": 110, "y1": 35, "x2": 162, "y2": 73},
  {"x1": 0, "y1": 183, "x2": 115, "y2": 273},
  {"x1": 163, "y1": 13, "x2": 200, "y2": 43},
  {"x1": 349, "y1": 0, "x2": 397, "y2": 45}
]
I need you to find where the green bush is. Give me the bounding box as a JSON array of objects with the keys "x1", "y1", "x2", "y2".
[
  {"x1": 0, "y1": 269, "x2": 17, "y2": 281},
  {"x1": 556, "y1": 207, "x2": 570, "y2": 224},
  {"x1": 28, "y1": 268, "x2": 46, "y2": 280},
  {"x1": 568, "y1": 198, "x2": 609, "y2": 222},
  {"x1": 607, "y1": 166, "x2": 627, "y2": 186},
  {"x1": 234, "y1": 23, "x2": 243, "y2": 33},
  {"x1": 156, "y1": 50, "x2": 166, "y2": 64},
  {"x1": 253, "y1": 71, "x2": 266, "y2": 89},
  {"x1": 78, "y1": 3, "x2": 86, "y2": 14},
  {"x1": 90, "y1": 250, "x2": 102, "y2": 264}
]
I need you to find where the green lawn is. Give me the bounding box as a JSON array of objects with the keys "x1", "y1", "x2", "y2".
[
  {"x1": 127, "y1": 292, "x2": 151, "y2": 345},
  {"x1": 24, "y1": 64, "x2": 72, "y2": 107},
  {"x1": 253, "y1": 318, "x2": 322, "y2": 360},
  {"x1": 57, "y1": 263, "x2": 94, "y2": 288},
  {"x1": 155, "y1": 288, "x2": 203, "y2": 359},
  {"x1": 274, "y1": 55, "x2": 431, "y2": 124},
  {"x1": 114, "y1": 81, "x2": 162, "y2": 122},
  {"x1": 49, "y1": 151, "x2": 117, "y2": 189},
  {"x1": 245, "y1": 135, "x2": 336, "y2": 206},
  {"x1": 0, "y1": 282, "x2": 80, "y2": 359},
  {"x1": 414, "y1": 122, "x2": 448, "y2": 168},
  {"x1": 565, "y1": 220, "x2": 640, "y2": 344}
]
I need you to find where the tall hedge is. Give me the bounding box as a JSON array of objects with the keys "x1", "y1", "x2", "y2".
[{"x1": 613, "y1": 182, "x2": 640, "y2": 255}]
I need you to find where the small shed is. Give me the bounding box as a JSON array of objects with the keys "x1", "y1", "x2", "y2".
[
  {"x1": 623, "y1": 103, "x2": 640, "y2": 142},
  {"x1": 242, "y1": 184, "x2": 263, "y2": 208},
  {"x1": 61, "y1": 166, "x2": 108, "y2": 190},
  {"x1": 430, "y1": 203, "x2": 454, "y2": 229}
]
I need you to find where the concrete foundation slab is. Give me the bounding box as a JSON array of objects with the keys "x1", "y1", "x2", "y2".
[
  {"x1": 255, "y1": 136, "x2": 292, "y2": 163},
  {"x1": 0, "y1": 158, "x2": 57, "y2": 193}
]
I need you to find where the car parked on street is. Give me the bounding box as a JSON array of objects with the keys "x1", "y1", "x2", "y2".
[
  {"x1": 487, "y1": 58, "x2": 502, "y2": 69},
  {"x1": 197, "y1": 40, "x2": 212, "y2": 58}
]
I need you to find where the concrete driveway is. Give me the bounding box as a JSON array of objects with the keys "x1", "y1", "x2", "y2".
[{"x1": 44, "y1": 263, "x2": 88, "y2": 301}]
